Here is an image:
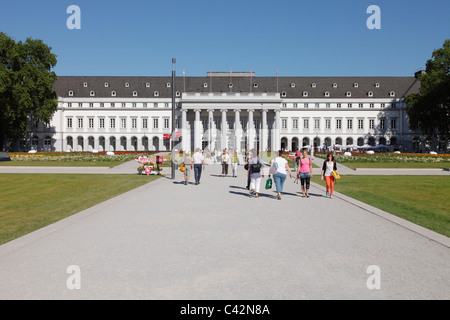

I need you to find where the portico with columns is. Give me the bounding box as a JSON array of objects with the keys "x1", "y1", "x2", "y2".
[{"x1": 179, "y1": 92, "x2": 281, "y2": 152}]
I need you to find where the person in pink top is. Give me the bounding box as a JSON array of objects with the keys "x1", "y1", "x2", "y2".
[{"x1": 297, "y1": 149, "x2": 313, "y2": 198}]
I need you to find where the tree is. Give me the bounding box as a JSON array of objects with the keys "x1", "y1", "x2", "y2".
[
  {"x1": 405, "y1": 40, "x2": 450, "y2": 141},
  {"x1": 0, "y1": 32, "x2": 58, "y2": 151}
]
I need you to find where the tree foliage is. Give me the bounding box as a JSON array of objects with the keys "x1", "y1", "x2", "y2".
[
  {"x1": 406, "y1": 39, "x2": 450, "y2": 140},
  {"x1": 0, "y1": 32, "x2": 58, "y2": 149}
]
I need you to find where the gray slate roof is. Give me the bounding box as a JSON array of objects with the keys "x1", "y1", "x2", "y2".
[{"x1": 54, "y1": 75, "x2": 420, "y2": 99}]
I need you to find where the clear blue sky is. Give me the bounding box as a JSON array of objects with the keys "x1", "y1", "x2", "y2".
[{"x1": 1, "y1": 0, "x2": 449, "y2": 77}]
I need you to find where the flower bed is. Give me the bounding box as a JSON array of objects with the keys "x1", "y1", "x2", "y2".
[{"x1": 315, "y1": 152, "x2": 450, "y2": 164}]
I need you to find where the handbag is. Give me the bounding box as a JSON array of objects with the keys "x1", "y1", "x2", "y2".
[
  {"x1": 265, "y1": 178, "x2": 273, "y2": 190},
  {"x1": 244, "y1": 163, "x2": 249, "y2": 170},
  {"x1": 180, "y1": 163, "x2": 186, "y2": 172},
  {"x1": 332, "y1": 171, "x2": 340, "y2": 180}
]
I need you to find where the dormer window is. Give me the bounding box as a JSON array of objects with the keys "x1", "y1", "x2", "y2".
[
  {"x1": 167, "y1": 83, "x2": 171, "y2": 88},
  {"x1": 311, "y1": 83, "x2": 317, "y2": 88},
  {"x1": 346, "y1": 91, "x2": 352, "y2": 97},
  {"x1": 389, "y1": 91, "x2": 395, "y2": 97},
  {"x1": 254, "y1": 83, "x2": 258, "y2": 88},
  {"x1": 146, "y1": 82, "x2": 150, "y2": 88},
  {"x1": 375, "y1": 83, "x2": 380, "y2": 88},
  {"x1": 368, "y1": 91, "x2": 374, "y2": 97},
  {"x1": 176, "y1": 91, "x2": 181, "y2": 97},
  {"x1": 133, "y1": 91, "x2": 138, "y2": 97},
  {"x1": 111, "y1": 91, "x2": 116, "y2": 97},
  {"x1": 324, "y1": 91, "x2": 330, "y2": 97},
  {"x1": 68, "y1": 90, "x2": 74, "y2": 96},
  {"x1": 354, "y1": 83, "x2": 359, "y2": 88},
  {"x1": 290, "y1": 83, "x2": 296, "y2": 88},
  {"x1": 154, "y1": 91, "x2": 159, "y2": 97},
  {"x1": 333, "y1": 83, "x2": 338, "y2": 88},
  {"x1": 281, "y1": 91, "x2": 287, "y2": 97},
  {"x1": 90, "y1": 91, "x2": 95, "y2": 97},
  {"x1": 125, "y1": 83, "x2": 130, "y2": 88},
  {"x1": 203, "y1": 83, "x2": 208, "y2": 88},
  {"x1": 302, "y1": 91, "x2": 308, "y2": 97},
  {"x1": 104, "y1": 82, "x2": 109, "y2": 88},
  {"x1": 83, "y1": 82, "x2": 88, "y2": 87},
  {"x1": 229, "y1": 83, "x2": 233, "y2": 88}
]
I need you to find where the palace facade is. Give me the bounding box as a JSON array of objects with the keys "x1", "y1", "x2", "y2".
[{"x1": 20, "y1": 71, "x2": 448, "y2": 153}]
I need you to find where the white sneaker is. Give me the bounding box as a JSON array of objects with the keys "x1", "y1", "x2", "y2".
[
  {"x1": 330, "y1": 195, "x2": 333, "y2": 199},
  {"x1": 326, "y1": 192, "x2": 329, "y2": 198}
]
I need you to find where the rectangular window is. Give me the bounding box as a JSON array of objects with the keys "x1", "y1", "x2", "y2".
[
  {"x1": 99, "y1": 118, "x2": 105, "y2": 129},
  {"x1": 132, "y1": 103, "x2": 137, "y2": 108},
  {"x1": 78, "y1": 118, "x2": 83, "y2": 128},
  {"x1": 165, "y1": 103, "x2": 169, "y2": 108},
  {"x1": 370, "y1": 103, "x2": 374, "y2": 108},
  {"x1": 132, "y1": 118, "x2": 137, "y2": 129},
  {"x1": 89, "y1": 103, "x2": 94, "y2": 108},
  {"x1": 293, "y1": 103, "x2": 298, "y2": 108},
  {"x1": 304, "y1": 103, "x2": 309, "y2": 108},
  {"x1": 143, "y1": 103, "x2": 148, "y2": 108},
  {"x1": 337, "y1": 103, "x2": 341, "y2": 108},
  {"x1": 380, "y1": 119, "x2": 385, "y2": 130},
  {"x1": 282, "y1": 103, "x2": 287, "y2": 108},
  {"x1": 303, "y1": 119, "x2": 309, "y2": 129},
  {"x1": 358, "y1": 119, "x2": 364, "y2": 130},
  {"x1": 381, "y1": 103, "x2": 386, "y2": 108},
  {"x1": 164, "y1": 118, "x2": 170, "y2": 129},
  {"x1": 325, "y1": 119, "x2": 331, "y2": 130},
  {"x1": 326, "y1": 103, "x2": 331, "y2": 108},
  {"x1": 68, "y1": 103, "x2": 72, "y2": 108},
  {"x1": 314, "y1": 119, "x2": 320, "y2": 129},
  {"x1": 359, "y1": 103, "x2": 363, "y2": 108},
  {"x1": 110, "y1": 118, "x2": 116, "y2": 129},
  {"x1": 67, "y1": 118, "x2": 72, "y2": 128},
  {"x1": 111, "y1": 103, "x2": 115, "y2": 108},
  {"x1": 347, "y1": 119, "x2": 353, "y2": 130},
  {"x1": 142, "y1": 118, "x2": 148, "y2": 129},
  {"x1": 391, "y1": 119, "x2": 397, "y2": 130},
  {"x1": 153, "y1": 118, "x2": 159, "y2": 129},
  {"x1": 315, "y1": 103, "x2": 320, "y2": 108},
  {"x1": 78, "y1": 103, "x2": 83, "y2": 108},
  {"x1": 336, "y1": 119, "x2": 342, "y2": 130},
  {"x1": 369, "y1": 119, "x2": 375, "y2": 130},
  {"x1": 121, "y1": 118, "x2": 127, "y2": 129},
  {"x1": 281, "y1": 118, "x2": 287, "y2": 130},
  {"x1": 348, "y1": 103, "x2": 352, "y2": 108},
  {"x1": 122, "y1": 103, "x2": 126, "y2": 108},
  {"x1": 292, "y1": 119, "x2": 298, "y2": 129},
  {"x1": 88, "y1": 118, "x2": 94, "y2": 129},
  {"x1": 154, "y1": 103, "x2": 158, "y2": 108}
]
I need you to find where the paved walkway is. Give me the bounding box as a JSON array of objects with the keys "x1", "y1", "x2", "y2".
[{"x1": 0, "y1": 164, "x2": 448, "y2": 299}]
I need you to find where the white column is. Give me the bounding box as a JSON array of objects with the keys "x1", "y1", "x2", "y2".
[
  {"x1": 262, "y1": 109, "x2": 268, "y2": 153},
  {"x1": 234, "y1": 109, "x2": 241, "y2": 151},
  {"x1": 181, "y1": 109, "x2": 190, "y2": 151},
  {"x1": 194, "y1": 109, "x2": 201, "y2": 150},
  {"x1": 272, "y1": 110, "x2": 280, "y2": 151},
  {"x1": 221, "y1": 109, "x2": 227, "y2": 150},
  {"x1": 207, "y1": 109, "x2": 214, "y2": 152},
  {"x1": 247, "y1": 109, "x2": 254, "y2": 150}
]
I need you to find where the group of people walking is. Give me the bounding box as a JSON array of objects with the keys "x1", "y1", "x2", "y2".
[{"x1": 181, "y1": 148, "x2": 339, "y2": 200}]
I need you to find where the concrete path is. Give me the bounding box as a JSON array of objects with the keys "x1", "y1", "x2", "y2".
[{"x1": 0, "y1": 165, "x2": 449, "y2": 299}]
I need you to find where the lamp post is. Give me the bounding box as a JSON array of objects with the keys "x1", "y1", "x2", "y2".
[{"x1": 171, "y1": 58, "x2": 176, "y2": 179}]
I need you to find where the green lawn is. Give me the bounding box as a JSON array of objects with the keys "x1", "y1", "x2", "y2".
[
  {"x1": 342, "y1": 162, "x2": 450, "y2": 169},
  {"x1": 312, "y1": 175, "x2": 450, "y2": 237},
  {"x1": 0, "y1": 174, "x2": 158, "y2": 245}
]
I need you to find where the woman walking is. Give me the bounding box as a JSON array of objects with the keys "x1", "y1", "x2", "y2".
[
  {"x1": 248, "y1": 149, "x2": 264, "y2": 198},
  {"x1": 231, "y1": 150, "x2": 239, "y2": 178},
  {"x1": 297, "y1": 149, "x2": 313, "y2": 197},
  {"x1": 182, "y1": 151, "x2": 193, "y2": 185},
  {"x1": 321, "y1": 153, "x2": 338, "y2": 199},
  {"x1": 221, "y1": 149, "x2": 231, "y2": 177},
  {"x1": 270, "y1": 151, "x2": 293, "y2": 200}
]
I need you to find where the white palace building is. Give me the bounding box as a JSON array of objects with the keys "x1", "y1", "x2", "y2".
[{"x1": 22, "y1": 70, "x2": 448, "y2": 153}]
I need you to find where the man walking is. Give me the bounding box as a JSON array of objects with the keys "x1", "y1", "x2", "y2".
[{"x1": 193, "y1": 148, "x2": 205, "y2": 185}]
